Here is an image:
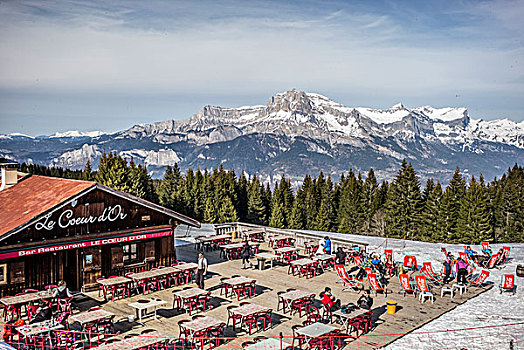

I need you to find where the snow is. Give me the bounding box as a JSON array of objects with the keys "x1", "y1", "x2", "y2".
[
  {"x1": 355, "y1": 107, "x2": 411, "y2": 124},
  {"x1": 414, "y1": 106, "x2": 468, "y2": 122},
  {"x1": 49, "y1": 130, "x2": 106, "y2": 138},
  {"x1": 182, "y1": 223, "x2": 523, "y2": 348}
]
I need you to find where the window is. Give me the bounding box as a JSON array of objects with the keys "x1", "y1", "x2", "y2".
[{"x1": 123, "y1": 244, "x2": 138, "y2": 264}]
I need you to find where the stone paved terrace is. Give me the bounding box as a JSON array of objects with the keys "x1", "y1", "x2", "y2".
[{"x1": 76, "y1": 240, "x2": 492, "y2": 349}]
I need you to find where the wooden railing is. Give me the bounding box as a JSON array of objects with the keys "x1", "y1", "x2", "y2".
[{"x1": 214, "y1": 222, "x2": 368, "y2": 252}]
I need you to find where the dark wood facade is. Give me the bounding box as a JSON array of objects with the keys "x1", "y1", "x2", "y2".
[{"x1": 0, "y1": 185, "x2": 199, "y2": 296}]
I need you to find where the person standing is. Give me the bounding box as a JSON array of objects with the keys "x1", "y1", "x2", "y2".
[
  {"x1": 196, "y1": 251, "x2": 208, "y2": 289},
  {"x1": 241, "y1": 240, "x2": 253, "y2": 269},
  {"x1": 323, "y1": 236, "x2": 332, "y2": 255},
  {"x1": 335, "y1": 247, "x2": 347, "y2": 265},
  {"x1": 316, "y1": 237, "x2": 325, "y2": 255},
  {"x1": 456, "y1": 256, "x2": 469, "y2": 285},
  {"x1": 443, "y1": 252, "x2": 453, "y2": 283}
]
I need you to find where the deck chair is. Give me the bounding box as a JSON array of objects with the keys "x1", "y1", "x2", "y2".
[
  {"x1": 354, "y1": 255, "x2": 363, "y2": 268},
  {"x1": 423, "y1": 262, "x2": 441, "y2": 277},
  {"x1": 398, "y1": 274, "x2": 416, "y2": 297},
  {"x1": 415, "y1": 275, "x2": 434, "y2": 303},
  {"x1": 335, "y1": 264, "x2": 362, "y2": 292},
  {"x1": 467, "y1": 270, "x2": 490, "y2": 287},
  {"x1": 483, "y1": 254, "x2": 499, "y2": 269},
  {"x1": 441, "y1": 247, "x2": 448, "y2": 257},
  {"x1": 384, "y1": 249, "x2": 393, "y2": 261},
  {"x1": 499, "y1": 274, "x2": 516, "y2": 295},
  {"x1": 367, "y1": 273, "x2": 387, "y2": 297},
  {"x1": 481, "y1": 242, "x2": 490, "y2": 251},
  {"x1": 403, "y1": 255, "x2": 417, "y2": 272},
  {"x1": 458, "y1": 252, "x2": 468, "y2": 261},
  {"x1": 421, "y1": 263, "x2": 443, "y2": 285},
  {"x1": 499, "y1": 246, "x2": 511, "y2": 264}
]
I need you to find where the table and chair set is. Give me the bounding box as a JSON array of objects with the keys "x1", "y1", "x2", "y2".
[
  {"x1": 96, "y1": 262, "x2": 198, "y2": 301},
  {"x1": 195, "y1": 234, "x2": 232, "y2": 251},
  {"x1": 220, "y1": 242, "x2": 261, "y2": 260}
]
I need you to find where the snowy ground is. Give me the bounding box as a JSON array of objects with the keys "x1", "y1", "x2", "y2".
[{"x1": 175, "y1": 224, "x2": 524, "y2": 349}]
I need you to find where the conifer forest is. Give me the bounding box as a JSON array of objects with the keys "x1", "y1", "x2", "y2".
[{"x1": 21, "y1": 153, "x2": 523, "y2": 244}]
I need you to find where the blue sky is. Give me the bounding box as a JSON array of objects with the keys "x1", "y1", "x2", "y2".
[{"x1": 0, "y1": 0, "x2": 523, "y2": 135}]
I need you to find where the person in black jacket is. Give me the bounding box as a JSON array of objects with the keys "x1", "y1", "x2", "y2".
[
  {"x1": 357, "y1": 290, "x2": 373, "y2": 310},
  {"x1": 53, "y1": 280, "x2": 73, "y2": 299},
  {"x1": 335, "y1": 247, "x2": 347, "y2": 265},
  {"x1": 241, "y1": 240, "x2": 253, "y2": 269},
  {"x1": 30, "y1": 302, "x2": 52, "y2": 324}
]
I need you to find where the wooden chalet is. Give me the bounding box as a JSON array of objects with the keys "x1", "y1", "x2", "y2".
[{"x1": 0, "y1": 169, "x2": 200, "y2": 296}]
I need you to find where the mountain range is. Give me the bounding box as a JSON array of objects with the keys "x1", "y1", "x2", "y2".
[{"x1": 1, "y1": 89, "x2": 523, "y2": 183}]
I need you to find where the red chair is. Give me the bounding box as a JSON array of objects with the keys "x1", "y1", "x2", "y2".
[
  {"x1": 458, "y1": 252, "x2": 469, "y2": 261},
  {"x1": 245, "y1": 281, "x2": 256, "y2": 298},
  {"x1": 367, "y1": 273, "x2": 387, "y2": 297},
  {"x1": 291, "y1": 325, "x2": 305, "y2": 349},
  {"x1": 415, "y1": 275, "x2": 434, "y2": 303},
  {"x1": 226, "y1": 306, "x2": 241, "y2": 330},
  {"x1": 220, "y1": 277, "x2": 230, "y2": 297},
  {"x1": 243, "y1": 314, "x2": 258, "y2": 335},
  {"x1": 208, "y1": 323, "x2": 225, "y2": 347},
  {"x1": 399, "y1": 274, "x2": 416, "y2": 297},
  {"x1": 27, "y1": 304, "x2": 39, "y2": 323},
  {"x1": 384, "y1": 249, "x2": 393, "y2": 261},
  {"x1": 305, "y1": 305, "x2": 321, "y2": 324},
  {"x1": 421, "y1": 263, "x2": 443, "y2": 285},
  {"x1": 178, "y1": 320, "x2": 190, "y2": 341},
  {"x1": 290, "y1": 299, "x2": 307, "y2": 318},
  {"x1": 356, "y1": 311, "x2": 373, "y2": 334},
  {"x1": 403, "y1": 255, "x2": 417, "y2": 271},
  {"x1": 276, "y1": 291, "x2": 286, "y2": 312},
  {"x1": 467, "y1": 270, "x2": 490, "y2": 287},
  {"x1": 257, "y1": 310, "x2": 272, "y2": 331},
  {"x1": 335, "y1": 264, "x2": 362, "y2": 292},
  {"x1": 321, "y1": 303, "x2": 333, "y2": 323},
  {"x1": 232, "y1": 284, "x2": 246, "y2": 300},
  {"x1": 81, "y1": 321, "x2": 99, "y2": 343},
  {"x1": 499, "y1": 246, "x2": 511, "y2": 264},
  {"x1": 197, "y1": 292, "x2": 211, "y2": 312},
  {"x1": 2, "y1": 296, "x2": 21, "y2": 321},
  {"x1": 182, "y1": 297, "x2": 198, "y2": 316},
  {"x1": 58, "y1": 297, "x2": 73, "y2": 313},
  {"x1": 484, "y1": 254, "x2": 499, "y2": 269},
  {"x1": 500, "y1": 274, "x2": 516, "y2": 294},
  {"x1": 96, "y1": 278, "x2": 107, "y2": 299},
  {"x1": 481, "y1": 242, "x2": 490, "y2": 251},
  {"x1": 98, "y1": 317, "x2": 115, "y2": 337}
]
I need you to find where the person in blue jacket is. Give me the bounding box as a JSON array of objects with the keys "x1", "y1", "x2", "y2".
[
  {"x1": 323, "y1": 236, "x2": 332, "y2": 254},
  {"x1": 464, "y1": 246, "x2": 477, "y2": 257}
]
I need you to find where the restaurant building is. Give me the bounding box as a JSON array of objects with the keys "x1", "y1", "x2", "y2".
[{"x1": 0, "y1": 161, "x2": 200, "y2": 296}]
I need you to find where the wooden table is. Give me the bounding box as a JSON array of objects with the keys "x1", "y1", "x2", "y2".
[
  {"x1": 97, "y1": 276, "x2": 132, "y2": 299},
  {"x1": 173, "y1": 288, "x2": 209, "y2": 314},
  {"x1": 279, "y1": 290, "x2": 314, "y2": 314},
  {"x1": 220, "y1": 242, "x2": 260, "y2": 260},
  {"x1": 174, "y1": 262, "x2": 198, "y2": 271},
  {"x1": 0, "y1": 290, "x2": 54, "y2": 307},
  {"x1": 196, "y1": 234, "x2": 231, "y2": 250},
  {"x1": 70, "y1": 309, "x2": 115, "y2": 325},
  {"x1": 333, "y1": 308, "x2": 369, "y2": 334},
  {"x1": 183, "y1": 316, "x2": 223, "y2": 334},
  {"x1": 296, "y1": 322, "x2": 338, "y2": 346},
  {"x1": 223, "y1": 276, "x2": 255, "y2": 286},
  {"x1": 255, "y1": 252, "x2": 280, "y2": 270},
  {"x1": 128, "y1": 298, "x2": 167, "y2": 325},
  {"x1": 230, "y1": 303, "x2": 269, "y2": 317},
  {"x1": 290, "y1": 258, "x2": 316, "y2": 278},
  {"x1": 91, "y1": 331, "x2": 167, "y2": 350},
  {"x1": 246, "y1": 338, "x2": 291, "y2": 350},
  {"x1": 313, "y1": 254, "x2": 335, "y2": 270},
  {"x1": 17, "y1": 323, "x2": 63, "y2": 337}
]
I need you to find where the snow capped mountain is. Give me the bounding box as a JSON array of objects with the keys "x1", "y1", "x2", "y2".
[
  {"x1": 1, "y1": 89, "x2": 523, "y2": 182},
  {"x1": 48, "y1": 130, "x2": 107, "y2": 138}
]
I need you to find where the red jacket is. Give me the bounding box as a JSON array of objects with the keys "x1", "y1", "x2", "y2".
[{"x1": 321, "y1": 293, "x2": 334, "y2": 308}]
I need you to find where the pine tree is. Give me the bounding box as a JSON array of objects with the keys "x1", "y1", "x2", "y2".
[
  {"x1": 384, "y1": 160, "x2": 423, "y2": 239},
  {"x1": 289, "y1": 188, "x2": 306, "y2": 229},
  {"x1": 218, "y1": 195, "x2": 239, "y2": 223},
  {"x1": 437, "y1": 167, "x2": 467, "y2": 242},
  {"x1": 337, "y1": 170, "x2": 365, "y2": 234},
  {"x1": 457, "y1": 176, "x2": 493, "y2": 243},
  {"x1": 246, "y1": 175, "x2": 266, "y2": 225},
  {"x1": 362, "y1": 168, "x2": 380, "y2": 232},
  {"x1": 203, "y1": 195, "x2": 217, "y2": 223},
  {"x1": 83, "y1": 160, "x2": 94, "y2": 181},
  {"x1": 421, "y1": 179, "x2": 443, "y2": 241},
  {"x1": 157, "y1": 166, "x2": 176, "y2": 208}
]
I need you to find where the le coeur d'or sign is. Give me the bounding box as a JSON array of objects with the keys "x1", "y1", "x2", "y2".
[{"x1": 35, "y1": 204, "x2": 127, "y2": 231}]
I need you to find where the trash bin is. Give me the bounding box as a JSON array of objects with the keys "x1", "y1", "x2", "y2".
[
  {"x1": 257, "y1": 258, "x2": 266, "y2": 271},
  {"x1": 386, "y1": 300, "x2": 397, "y2": 314}
]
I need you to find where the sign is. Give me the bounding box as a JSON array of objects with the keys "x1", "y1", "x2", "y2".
[
  {"x1": 35, "y1": 204, "x2": 127, "y2": 231},
  {"x1": 0, "y1": 229, "x2": 172, "y2": 260}
]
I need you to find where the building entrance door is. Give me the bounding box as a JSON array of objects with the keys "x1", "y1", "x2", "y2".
[{"x1": 64, "y1": 250, "x2": 81, "y2": 291}]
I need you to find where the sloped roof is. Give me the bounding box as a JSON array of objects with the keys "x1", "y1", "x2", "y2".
[
  {"x1": 0, "y1": 175, "x2": 94, "y2": 237},
  {"x1": 0, "y1": 175, "x2": 200, "y2": 238}
]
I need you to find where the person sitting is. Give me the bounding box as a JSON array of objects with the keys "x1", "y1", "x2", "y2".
[
  {"x1": 356, "y1": 256, "x2": 373, "y2": 280},
  {"x1": 323, "y1": 236, "x2": 332, "y2": 255},
  {"x1": 464, "y1": 246, "x2": 477, "y2": 257},
  {"x1": 357, "y1": 290, "x2": 373, "y2": 310},
  {"x1": 335, "y1": 247, "x2": 347, "y2": 265},
  {"x1": 320, "y1": 287, "x2": 341, "y2": 310},
  {"x1": 371, "y1": 254, "x2": 385, "y2": 274},
  {"x1": 53, "y1": 280, "x2": 73, "y2": 299},
  {"x1": 30, "y1": 302, "x2": 52, "y2": 324},
  {"x1": 482, "y1": 248, "x2": 493, "y2": 258}
]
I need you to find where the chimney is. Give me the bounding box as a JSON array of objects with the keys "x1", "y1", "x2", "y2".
[{"x1": 0, "y1": 158, "x2": 20, "y2": 191}]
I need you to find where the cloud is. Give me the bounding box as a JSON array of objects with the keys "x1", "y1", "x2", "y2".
[{"x1": 0, "y1": 0, "x2": 523, "y2": 134}]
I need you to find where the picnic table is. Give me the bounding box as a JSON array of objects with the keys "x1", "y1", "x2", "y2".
[
  {"x1": 70, "y1": 309, "x2": 115, "y2": 325},
  {"x1": 128, "y1": 298, "x2": 167, "y2": 325},
  {"x1": 91, "y1": 331, "x2": 168, "y2": 350},
  {"x1": 97, "y1": 276, "x2": 132, "y2": 299},
  {"x1": 255, "y1": 252, "x2": 280, "y2": 270},
  {"x1": 16, "y1": 323, "x2": 63, "y2": 338},
  {"x1": 290, "y1": 258, "x2": 317, "y2": 278},
  {"x1": 332, "y1": 308, "x2": 369, "y2": 334},
  {"x1": 245, "y1": 338, "x2": 292, "y2": 350},
  {"x1": 183, "y1": 315, "x2": 223, "y2": 334},
  {"x1": 268, "y1": 235, "x2": 294, "y2": 248},
  {"x1": 0, "y1": 290, "x2": 54, "y2": 307},
  {"x1": 279, "y1": 290, "x2": 314, "y2": 314},
  {"x1": 173, "y1": 287, "x2": 210, "y2": 314},
  {"x1": 223, "y1": 276, "x2": 256, "y2": 300},
  {"x1": 128, "y1": 267, "x2": 180, "y2": 293},
  {"x1": 296, "y1": 322, "x2": 338, "y2": 347},
  {"x1": 313, "y1": 254, "x2": 335, "y2": 270},
  {"x1": 274, "y1": 247, "x2": 300, "y2": 263},
  {"x1": 195, "y1": 234, "x2": 231, "y2": 250},
  {"x1": 220, "y1": 242, "x2": 260, "y2": 260},
  {"x1": 243, "y1": 230, "x2": 265, "y2": 242}
]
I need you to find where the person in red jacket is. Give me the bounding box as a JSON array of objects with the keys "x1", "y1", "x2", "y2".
[{"x1": 320, "y1": 287, "x2": 341, "y2": 310}]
